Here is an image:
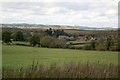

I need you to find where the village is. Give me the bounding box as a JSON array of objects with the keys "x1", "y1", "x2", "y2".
[{"x1": 58, "y1": 35, "x2": 97, "y2": 41}]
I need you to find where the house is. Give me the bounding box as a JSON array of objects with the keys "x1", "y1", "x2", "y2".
[
  {"x1": 91, "y1": 37, "x2": 97, "y2": 41},
  {"x1": 31, "y1": 32, "x2": 34, "y2": 36},
  {"x1": 58, "y1": 35, "x2": 74, "y2": 40},
  {"x1": 93, "y1": 38, "x2": 97, "y2": 40},
  {"x1": 77, "y1": 36, "x2": 85, "y2": 40}
]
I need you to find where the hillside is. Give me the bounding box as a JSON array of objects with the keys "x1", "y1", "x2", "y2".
[{"x1": 0, "y1": 23, "x2": 117, "y2": 29}]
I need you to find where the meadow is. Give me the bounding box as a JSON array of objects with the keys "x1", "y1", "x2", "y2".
[
  {"x1": 12, "y1": 41, "x2": 30, "y2": 45},
  {"x1": 3, "y1": 45, "x2": 118, "y2": 69}
]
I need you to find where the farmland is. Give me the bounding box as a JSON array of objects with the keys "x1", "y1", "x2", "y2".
[
  {"x1": 2, "y1": 45, "x2": 118, "y2": 69},
  {"x1": 1, "y1": 0, "x2": 119, "y2": 77},
  {"x1": 12, "y1": 41, "x2": 30, "y2": 45},
  {"x1": 2, "y1": 27, "x2": 119, "y2": 78}
]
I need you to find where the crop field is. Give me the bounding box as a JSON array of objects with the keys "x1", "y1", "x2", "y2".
[{"x1": 2, "y1": 45, "x2": 118, "y2": 69}]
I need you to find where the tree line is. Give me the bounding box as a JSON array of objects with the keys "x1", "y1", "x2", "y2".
[
  {"x1": 2, "y1": 29, "x2": 67, "y2": 48},
  {"x1": 2, "y1": 28, "x2": 119, "y2": 51}
]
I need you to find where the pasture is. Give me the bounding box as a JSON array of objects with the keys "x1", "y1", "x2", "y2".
[
  {"x1": 12, "y1": 41, "x2": 30, "y2": 45},
  {"x1": 2, "y1": 45, "x2": 118, "y2": 69}
]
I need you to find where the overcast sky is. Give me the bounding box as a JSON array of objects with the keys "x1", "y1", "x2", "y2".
[{"x1": 0, "y1": 0, "x2": 119, "y2": 28}]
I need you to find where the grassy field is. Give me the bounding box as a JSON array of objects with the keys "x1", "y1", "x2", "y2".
[
  {"x1": 12, "y1": 41, "x2": 30, "y2": 45},
  {"x1": 64, "y1": 29, "x2": 111, "y2": 34},
  {"x1": 2, "y1": 45, "x2": 118, "y2": 69}
]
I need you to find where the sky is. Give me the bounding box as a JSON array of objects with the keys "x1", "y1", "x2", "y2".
[{"x1": 0, "y1": 0, "x2": 119, "y2": 28}]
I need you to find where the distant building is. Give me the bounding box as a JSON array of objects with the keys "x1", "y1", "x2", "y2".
[
  {"x1": 77, "y1": 36, "x2": 85, "y2": 40},
  {"x1": 58, "y1": 35, "x2": 74, "y2": 40},
  {"x1": 93, "y1": 38, "x2": 97, "y2": 40},
  {"x1": 31, "y1": 32, "x2": 34, "y2": 36},
  {"x1": 91, "y1": 37, "x2": 97, "y2": 41}
]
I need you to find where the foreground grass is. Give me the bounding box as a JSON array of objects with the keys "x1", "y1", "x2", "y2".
[
  {"x1": 2, "y1": 45, "x2": 118, "y2": 69},
  {"x1": 3, "y1": 61, "x2": 118, "y2": 78}
]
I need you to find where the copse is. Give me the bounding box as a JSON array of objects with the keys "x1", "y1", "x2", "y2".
[
  {"x1": 14, "y1": 31, "x2": 24, "y2": 41},
  {"x1": 45, "y1": 28, "x2": 53, "y2": 36},
  {"x1": 55, "y1": 39, "x2": 67, "y2": 48},
  {"x1": 40, "y1": 36, "x2": 55, "y2": 48},
  {"x1": 40, "y1": 36, "x2": 67, "y2": 48},
  {"x1": 2, "y1": 31, "x2": 12, "y2": 43},
  {"x1": 29, "y1": 35, "x2": 40, "y2": 46},
  {"x1": 45, "y1": 28, "x2": 68, "y2": 37}
]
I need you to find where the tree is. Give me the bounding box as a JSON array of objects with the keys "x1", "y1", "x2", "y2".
[
  {"x1": 45, "y1": 28, "x2": 67, "y2": 37},
  {"x1": 45, "y1": 28, "x2": 53, "y2": 36},
  {"x1": 40, "y1": 36, "x2": 55, "y2": 47},
  {"x1": 54, "y1": 29, "x2": 67, "y2": 37},
  {"x1": 2, "y1": 31, "x2": 11, "y2": 43},
  {"x1": 106, "y1": 36, "x2": 113, "y2": 51},
  {"x1": 90, "y1": 41, "x2": 96, "y2": 50},
  {"x1": 40, "y1": 36, "x2": 67, "y2": 48},
  {"x1": 29, "y1": 35, "x2": 40, "y2": 46},
  {"x1": 14, "y1": 31, "x2": 24, "y2": 41}
]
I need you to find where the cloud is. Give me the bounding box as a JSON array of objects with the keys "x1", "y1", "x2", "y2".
[
  {"x1": 0, "y1": 1, "x2": 118, "y2": 28},
  {"x1": 105, "y1": 9, "x2": 117, "y2": 16}
]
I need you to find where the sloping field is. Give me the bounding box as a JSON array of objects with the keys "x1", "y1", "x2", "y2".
[{"x1": 2, "y1": 45, "x2": 118, "y2": 68}]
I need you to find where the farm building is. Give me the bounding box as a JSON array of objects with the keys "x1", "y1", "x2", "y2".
[
  {"x1": 90, "y1": 37, "x2": 97, "y2": 41},
  {"x1": 58, "y1": 35, "x2": 74, "y2": 40},
  {"x1": 77, "y1": 36, "x2": 85, "y2": 40}
]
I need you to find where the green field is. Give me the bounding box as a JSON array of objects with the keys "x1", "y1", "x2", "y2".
[
  {"x1": 12, "y1": 41, "x2": 30, "y2": 45},
  {"x1": 2, "y1": 45, "x2": 118, "y2": 69},
  {"x1": 64, "y1": 29, "x2": 110, "y2": 34}
]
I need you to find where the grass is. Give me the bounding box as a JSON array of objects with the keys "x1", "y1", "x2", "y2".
[
  {"x1": 3, "y1": 62, "x2": 118, "y2": 78},
  {"x1": 2, "y1": 45, "x2": 118, "y2": 69},
  {"x1": 12, "y1": 41, "x2": 30, "y2": 45}
]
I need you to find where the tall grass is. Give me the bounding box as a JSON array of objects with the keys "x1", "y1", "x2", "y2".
[{"x1": 3, "y1": 61, "x2": 118, "y2": 78}]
